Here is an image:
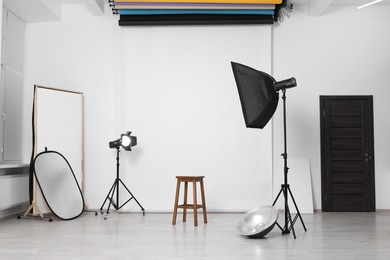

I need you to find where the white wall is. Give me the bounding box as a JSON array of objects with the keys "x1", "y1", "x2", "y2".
[
  {"x1": 23, "y1": 5, "x2": 122, "y2": 210},
  {"x1": 273, "y1": 5, "x2": 390, "y2": 209},
  {"x1": 0, "y1": 0, "x2": 3, "y2": 61},
  {"x1": 22, "y1": 4, "x2": 390, "y2": 212}
]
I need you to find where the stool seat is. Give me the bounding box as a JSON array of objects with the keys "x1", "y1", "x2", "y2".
[{"x1": 172, "y1": 176, "x2": 207, "y2": 226}]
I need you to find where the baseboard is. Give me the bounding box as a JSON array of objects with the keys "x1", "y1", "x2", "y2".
[
  {"x1": 313, "y1": 209, "x2": 390, "y2": 213},
  {"x1": 374, "y1": 209, "x2": 390, "y2": 213}
]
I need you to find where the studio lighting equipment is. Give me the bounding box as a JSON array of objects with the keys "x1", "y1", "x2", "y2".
[
  {"x1": 231, "y1": 62, "x2": 306, "y2": 239},
  {"x1": 99, "y1": 131, "x2": 145, "y2": 219},
  {"x1": 236, "y1": 206, "x2": 279, "y2": 238},
  {"x1": 109, "y1": 131, "x2": 137, "y2": 151}
]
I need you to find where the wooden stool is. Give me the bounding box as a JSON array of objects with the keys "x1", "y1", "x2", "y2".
[{"x1": 172, "y1": 176, "x2": 207, "y2": 226}]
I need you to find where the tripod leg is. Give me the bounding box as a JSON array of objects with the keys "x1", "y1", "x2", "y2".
[
  {"x1": 119, "y1": 179, "x2": 145, "y2": 211},
  {"x1": 106, "y1": 181, "x2": 118, "y2": 214},
  {"x1": 100, "y1": 181, "x2": 116, "y2": 213},
  {"x1": 23, "y1": 203, "x2": 36, "y2": 218},
  {"x1": 285, "y1": 204, "x2": 296, "y2": 239},
  {"x1": 272, "y1": 187, "x2": 285, "y2": 231},
  {"x1": 272, "y1": 188, "x2": 284, "y2": 206},
  {"x1": 287, "y1": 186, "x2": 307, "y2": 231},
  {"x1": 283, "y1": 187, "x2": 289, "y2": 234}
]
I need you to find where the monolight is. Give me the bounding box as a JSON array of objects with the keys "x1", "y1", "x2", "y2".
[{"x1": 231, "y1": 62, "x2": 306, "y2": 239}]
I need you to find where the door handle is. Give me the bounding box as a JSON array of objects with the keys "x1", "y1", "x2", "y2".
[{"x1": 364, "y1": 153, "x2": 372, "y2": 162}]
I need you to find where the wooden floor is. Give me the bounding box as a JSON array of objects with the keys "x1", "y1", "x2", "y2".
[{"x1": 0, "y1": 211, "x2": 390, "y2": 259}]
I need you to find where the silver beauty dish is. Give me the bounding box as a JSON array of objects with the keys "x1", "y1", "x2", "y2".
[{"x1": 236, "y1": 206, "x2": 279, "y2": 238}]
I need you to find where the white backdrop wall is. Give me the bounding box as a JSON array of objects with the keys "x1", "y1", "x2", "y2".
[
  {"x1": 120, "y1": 26, "x2": 273, "y2": 211},
  {"x1": 22, "y1": 3, "x2": 390, "y2": 212}
]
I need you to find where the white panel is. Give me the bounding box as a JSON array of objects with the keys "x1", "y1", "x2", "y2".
[
  {"x1": 3, "y1": 11, "x2": 24, "y2": 161},
  {"x1": 0, "y1": 6, "x2": 4, "y2": 65},
  {"x1": 273, "y1": 158, "x2": 313, "y2": 214},
  {"x1": 121, "y1": 25, "x2": 273, "y2": 212},
  {"x1": 0, "y1": 69, "x2": 3, "y2": 161},
  {"x1": 35, "y1": 86, "x2": 83, "y2": 214},
  {"x1": 0, "y1": 175, "x2": 29, "y2": 209},
  {"x1": 3, "y1": 70, "x2": 23, "y2": 161},
  {"x1": 4, "y1": 12, "x2": 24, "y2": 72},
  {"x1": 0, "y1": 54, "x2": 4, "y2": 162}
]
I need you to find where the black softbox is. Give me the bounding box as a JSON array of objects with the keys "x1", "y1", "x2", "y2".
[{"x1": 231, "y1": 62, "x2": 279, "y2": 129}]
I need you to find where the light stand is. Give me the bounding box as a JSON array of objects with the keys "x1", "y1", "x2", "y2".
[
  {"x1": 231, "y1": 62, "x2": 307, "y2": 239},
  {"x1": 272, "y1": 89, "x2": 306, "y2": 239},
  {"x1": 99, "y1": 132, "x2": 145, "y2": 219}
]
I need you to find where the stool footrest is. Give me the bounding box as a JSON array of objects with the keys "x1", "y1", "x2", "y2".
[{"x1": 178, "y1": 204, "x2": 203, "y2": 209}]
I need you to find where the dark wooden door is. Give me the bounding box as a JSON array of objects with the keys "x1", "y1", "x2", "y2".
[{"x1": 320, "y1": 96, "x2": 375, "y2": 212}]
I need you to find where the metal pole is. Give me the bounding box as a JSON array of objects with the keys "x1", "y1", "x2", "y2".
[
  {"x1": 116, "y1": 147, "x2": 120, "y2": 209},
  {"x1": 282, "y1": 89, "x2": 289, "y2": 233},
  {"x1": 272, "y1": 88, "x2": 306, "y2": 238}
]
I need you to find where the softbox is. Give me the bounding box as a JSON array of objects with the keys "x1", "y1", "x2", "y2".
[{"x1": 231, "y1": 62, "x2": 279, "y2": 129}]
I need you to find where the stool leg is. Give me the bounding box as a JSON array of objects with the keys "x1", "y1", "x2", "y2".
[
  {"x1": 200, "y1": 179, "x2": 207, "y2": 224},
  {"x1": 193, "y1": 180, "x2": 198, "y2": 226},
  {"x1": 172, "y1": 179, "x2": 181, "y2": 225},
  {"x1": 183, "y1": 181, "x2": 188, "y2": 222}
]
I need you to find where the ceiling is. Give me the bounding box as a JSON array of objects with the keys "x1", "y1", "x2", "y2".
[
  {"x1": 293, "y1": 0, "x2": 390, "y2": 5},
  {"x1": 3, "y1": 0, "x2": 390, "y2": 23},
  {"x1": 3, "y1": 0, "x2": 104, "y2": 23},
  {"x1": 292, "y1": 0, "x2": 390, "y2": 16}
]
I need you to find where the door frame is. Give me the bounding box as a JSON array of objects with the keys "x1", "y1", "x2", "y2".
[{"x1": 320, "y1": 95, "x2": 375, "y2": 212}]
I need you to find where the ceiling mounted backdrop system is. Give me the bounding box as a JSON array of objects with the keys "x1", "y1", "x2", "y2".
[{"x1": 110, "y1": 0, "x2": 285, "y2": 25}]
